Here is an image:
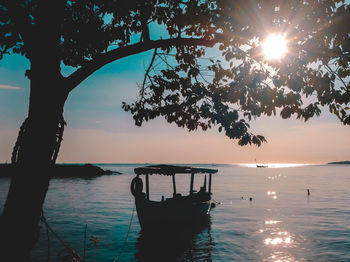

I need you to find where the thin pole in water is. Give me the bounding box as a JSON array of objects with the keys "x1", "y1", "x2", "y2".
[
  {"x1": 172, "y1": 174, "x2": 177, "y2": 196},
  {"x1": 190, "y1": 173, "x2": 194, "y2": 194},
  {"x1": 146, "y1": 174, "x2": 150, "y2": 200},
  {"x1": 208, "y1": 174, "x2": 212, "y2": 194}
]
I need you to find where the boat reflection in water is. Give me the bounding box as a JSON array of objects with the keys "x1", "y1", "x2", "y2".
[{"x1": 135, "y1": 216, "x2": 214, "y2": 262}]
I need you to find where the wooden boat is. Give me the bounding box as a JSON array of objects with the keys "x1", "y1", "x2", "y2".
[{"x1": 131, "y1": 164, "x2": 218, "y2": 230}]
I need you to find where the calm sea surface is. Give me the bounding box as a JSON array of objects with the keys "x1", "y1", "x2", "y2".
[{"x1": 0, "y1": 164, "x2": 349, "y2": 261}]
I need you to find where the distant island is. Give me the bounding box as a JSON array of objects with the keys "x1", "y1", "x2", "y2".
[
  {"x1": 327, "y1": 161, "x2": 350, "y2": 165},
  {"x1": 0, "y1": 163, "x2": 122, "y2": 178}
]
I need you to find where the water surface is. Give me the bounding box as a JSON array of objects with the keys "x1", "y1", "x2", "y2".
[{"x1": 0, "y1": 164, "x2": 349, "y2": 261}]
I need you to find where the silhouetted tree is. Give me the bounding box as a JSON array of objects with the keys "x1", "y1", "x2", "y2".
[{"x1": 0, "y1": 0, "x2": 349, "y2": 259}]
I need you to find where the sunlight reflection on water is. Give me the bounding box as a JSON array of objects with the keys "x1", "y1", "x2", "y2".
[
  {"x1": 240, "y1": 163, "x2": 310, "y2": 168},
  {"x1": 261, "y1": 220, "x2": 296, "y2": 261}
]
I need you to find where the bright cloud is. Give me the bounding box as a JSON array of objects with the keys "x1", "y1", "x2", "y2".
[{"x1": 0, "y1": 84, "x2": 22, "y2": 90}]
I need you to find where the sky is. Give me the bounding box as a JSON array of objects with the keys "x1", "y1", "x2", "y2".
[{"x1": 0, "y1": 48, "x2": 349, "y2": 164}]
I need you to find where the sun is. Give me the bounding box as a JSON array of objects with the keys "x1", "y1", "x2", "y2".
[{"x1": 262, "y1": 34, "x2": 287, "y2": 60}]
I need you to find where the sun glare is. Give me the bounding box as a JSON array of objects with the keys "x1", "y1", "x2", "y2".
[{"x1": 262, "y1": 34, "x2": 287, "y2": 60}]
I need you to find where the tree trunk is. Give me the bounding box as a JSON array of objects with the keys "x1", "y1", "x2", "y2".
[
  {"x1": 0, "y1": 62, "x2": 68, "y2": 260},
  {"x1": 0, "y1": 1, "x2": 68, "y2": 259}
]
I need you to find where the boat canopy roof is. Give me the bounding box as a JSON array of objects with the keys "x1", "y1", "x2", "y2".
[{"x1": 134, "y1": 164, "x2": 218, "y2": 176}]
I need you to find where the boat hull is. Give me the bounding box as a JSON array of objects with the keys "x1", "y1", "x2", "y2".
[{"x1": 135, "y1": 196, "x2": 212, "y2": 230}]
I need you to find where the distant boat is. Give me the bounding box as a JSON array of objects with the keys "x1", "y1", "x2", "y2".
[
  {"x1": 255, "y1": 158, "x2": 268, "y2": 168},
  {"x1": 131, "y1": 164, "x2": 219, "y2": 230}
]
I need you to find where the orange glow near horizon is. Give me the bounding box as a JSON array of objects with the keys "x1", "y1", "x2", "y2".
[{"x1": 2, "y1": 119, "x2": 349, "y2": 164}]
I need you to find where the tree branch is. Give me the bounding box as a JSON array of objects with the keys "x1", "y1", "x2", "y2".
[
  {"x1": 65, "y1": 38, "x2": 215, "y2": 92},
  {"x1": 140, "y1": 48, "x2": 157, "y2": 103},
  {"x1": 2, "y1": 1, "x2": 32, "y2": 45}
]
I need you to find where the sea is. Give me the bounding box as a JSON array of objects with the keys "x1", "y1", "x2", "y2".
[{"x1": 0, "y1": 163, "x2": 349, "y2": 262}]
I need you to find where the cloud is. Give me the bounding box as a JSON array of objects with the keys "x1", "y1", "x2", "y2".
[{"x1": 0, "y1": 84, "x2": 22, "y2": 90}]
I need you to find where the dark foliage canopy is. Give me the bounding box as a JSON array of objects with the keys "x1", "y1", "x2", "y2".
[{"x1": 1, "y1": 0, "x2": 349, "y2": 146}]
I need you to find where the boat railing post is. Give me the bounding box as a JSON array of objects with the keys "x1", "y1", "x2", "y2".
[
  {"x1": 190, "y1": 173, "x2": 194, "y2": 195},
  {"x1": 172, "y1": 174, "x2": 177, "y2": 196},
  {"x1": 208, "y1": 173, "x2": 212, "y2": 194},
  {"x1": 146, "y1": 174, "x2": 150, "y2": 200}
]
